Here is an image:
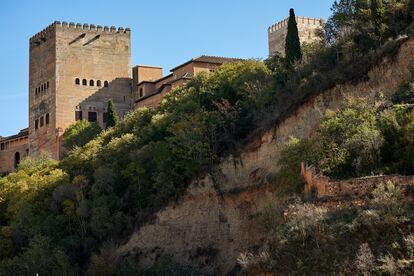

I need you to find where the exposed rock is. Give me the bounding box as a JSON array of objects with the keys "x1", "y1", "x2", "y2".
[{"x1": 118, "y1": 38, "x2": 414, "y2": 274}]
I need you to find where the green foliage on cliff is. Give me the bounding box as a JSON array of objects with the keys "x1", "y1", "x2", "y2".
[
  {"x1": 276, "y1": 85, "x2": 414, "y2": 195},
  {"x1": 241, "y1": 181, "x2": 414, "y2": 274},
  {"x1": 63, "y1": 120, "x2": 102, "y2": 150},
  {"x1": 1, "y1": 0, "x2": 414, "y2": 273},
  {"x1": 0, "y1": 61, "x2": 272, "y2": 274}
]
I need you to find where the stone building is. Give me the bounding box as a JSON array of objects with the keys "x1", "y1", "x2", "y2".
[
  {"x1": 0, "y1": 22, "x2": 242, "y2": 173},
  {"x1": 28, "y1": 21, "x2": 132, "y2": 160},
  {"x1": 0, "y1": 15, "x2": 323, "y2": 173},
  {"x1": 133, "y1": 56, "x2": 242, "y2": 109},
  {"x1": 268, "y1": 16, "x2": 325, "y2": 56},
  {"x1": 0, "y1": 129, "x2": 29, "y2": 174}
]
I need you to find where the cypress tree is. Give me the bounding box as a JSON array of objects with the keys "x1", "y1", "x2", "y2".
[
  {"x1": 285, "y1": 8, "x2": 302, "y2": 65},
  {"x1": 370, "y1": 0, "x2": 385, "y2": 42},
  {"x1": 105, "y1": 100, "x2": 119, "y2": 128}
]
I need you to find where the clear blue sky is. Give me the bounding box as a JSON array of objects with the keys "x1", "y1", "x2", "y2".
[{"x1": 0, "y1": 0, "x2": 334, "y2": 136}]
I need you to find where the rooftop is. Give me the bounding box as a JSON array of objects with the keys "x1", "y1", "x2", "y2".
[{"x1": 170, "y1": 55, "x2": 243, "y2": 71}]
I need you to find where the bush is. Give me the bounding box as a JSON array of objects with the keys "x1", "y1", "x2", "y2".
[{"x1": 63, "y1": 120, "x2": 102, "y2": 150}]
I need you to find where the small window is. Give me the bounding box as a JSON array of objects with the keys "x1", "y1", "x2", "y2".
[
  {"x1": 46, "y1": 113, "x2": 50, "y2": 125},
  {"x1": 75, "y1": 78, "x2": 80, "y2": 85},
  {"x1": 41, "y1": 85, "x2": 44, "y2": 92},
  {"x1": 139, "y1": 88, "x2": 143, "y2": 97},
  {"x1": 14, "y1": 152, "x2": 20, "y2": 168},
  {"x1": 123, "y1": 96, "x2": 126, "y2": 102},
  {"x1": 90, "y1": 80, "x2": 94, "y2": 86},
  {"x1": 97, "y1": 80, "x2": 102, "y2": 87},
  {"x1": 82, "y1": 79, "x2": 87, "y2": 86},
  {"x1": 103, "y1": 112, "x2": 107, "y2": 123},
  {"x1": 35, "y1": 119, "x2": 39, "y2": 130},
  {"x1": 40, "y1": 116, "x2": 44, "y2": 127},
  {"x1": 104, "y1": 81, "x2": 109, "y2": 87},
  {"x1": 47, "y1": 81, "x2": 49, "y2": 89},
  {"x1": 35, "y1": 88, "x2": 38, "y2": 94},
  {"x1": 75, "y1": 111, "x2": 82, "y2": 121},
  {"x1": 88, "y1": 112, "x2": 97, "y2": 122},
  {"x1": 0, "y1": 143, "x2": 4, "y2": 150}
]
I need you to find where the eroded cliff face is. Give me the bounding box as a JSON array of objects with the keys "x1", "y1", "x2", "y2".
[{"x1": 118, "y1": 38, "x2": 414, "y2": 274}]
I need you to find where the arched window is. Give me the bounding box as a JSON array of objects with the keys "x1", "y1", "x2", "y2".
[
  {"x1": 41, "y1": 85, "x2": 44, "y2": 92},
  {"x1": 97, "y1": 80, "x2": 102, "y2": 87},
  {"x1": 104, "y1": 81, "x2": 109, "y2": 87},
  {"x1": 14, "y1": 152, "x2": 20, "y2": 168},
  {"x1": 82, "y1": 79, "x2": 87, "y2": 86},
  {"x1": 46, "y1": 81, "x2": 49, "y2": 89},
  {"x1": 35, "y1": 88, "x2": 38, "y2": 94},
  {"x1": 75, "y1": 78, "x2": 80, "y2": 85},
  {"x1": 89, "y1": 80, "x2": 94, "y2": 86}
]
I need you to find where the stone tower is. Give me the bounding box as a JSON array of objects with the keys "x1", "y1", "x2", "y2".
[
  {"x1": 268, "y1": 16, "x2": 325, "y2": 57},
  {"x1": 29, "y1": 21, "x2": 132, "y2": 159}
]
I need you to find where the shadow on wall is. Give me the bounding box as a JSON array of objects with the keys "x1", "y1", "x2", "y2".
[{"x1": 74, "y1": 77, "x2": 132, "y2": 129}]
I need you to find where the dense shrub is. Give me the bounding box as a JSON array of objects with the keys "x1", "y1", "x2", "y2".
[
  {"x1": 241, "y1": 182, "x2": 414, "y2": 275},
  {"x1": 1, "y1": 1, "x2": 414, "y2": 273},
  {"x1": 63, "y1": 120, "x2": 102, "y2": 150}
]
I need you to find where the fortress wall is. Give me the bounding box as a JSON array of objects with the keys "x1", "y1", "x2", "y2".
[
  {"x1": 268, "y1": 16, "x2": 325, "y2": 56},
  {"x1": 0, "y1": 135, "x2": 29, "y2": 173},
  {"x1": 29, "y1": 22, "x2": 133, "y2": 159},
  {"x1": 29, "y1": 23, "x2": 58, "y2": 158}
]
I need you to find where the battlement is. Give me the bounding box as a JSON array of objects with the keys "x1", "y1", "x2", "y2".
[
  {"x1": 268, "y1": 16, "x2": 325, "y2": 34},
  {"x1": 30, "y1": 21, "x2": 131, "y2": 45}
]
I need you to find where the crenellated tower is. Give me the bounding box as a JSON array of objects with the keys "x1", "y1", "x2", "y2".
[
  {"x1": 29, "y1": 21, "x2": 132, "y2": 159},
  {"x1": 268, "y1": 16, "x2": 325, "y2": 57}
]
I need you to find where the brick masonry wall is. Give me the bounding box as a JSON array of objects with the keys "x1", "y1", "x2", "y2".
[{"x1": 29, "y1": 22, "x2": 132, "y2": 159}]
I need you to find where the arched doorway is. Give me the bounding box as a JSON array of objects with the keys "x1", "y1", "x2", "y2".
[{"x1": 14, "y1": 152, "x2": 20, "y2": 168}]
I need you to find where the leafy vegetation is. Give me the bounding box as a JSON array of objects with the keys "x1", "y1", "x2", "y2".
[
  {"x1": 105, "y1": 100, "x2": 119, "y2": 128},
  {"x1": 285, "y1": 8, "x2": 302, "y2": 65},
  {"x1": 1, "y1": 0, "x2": 414, "y2": 274},
  {"x1": 63, "y1": 120, "x2": 102, "y2": 151},
  {"x1": 239, "y1": 181, "x2": 414, "y2": 275}
]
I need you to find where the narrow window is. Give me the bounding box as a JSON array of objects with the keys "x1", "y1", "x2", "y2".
[
  {"x1": 103, "y1": 112, "x2": 107, "y2": 123},
  {"x1": 46, "y1": 113, "x2": 50, "y2": 125},
  {"x1": 88, "y1": 112, "x2": 97, "y2": 122},
  {"x1": 35, "y1": 119, "x2": 39, "y2": 130},
  {"x1": 46, "y1": 81, "x2": 49, "y2": 89},
  {"x1": 0, "y1": 143, "x2": 4, "y2": 150},
  {"x1": 139, "y1": 88, "x2": 143, "y2": 97},
  {"x1": 41, "y1": 84, "x2": 44, "y2": 92},
  {"x1": 97, "y1": 80, "x2": 102, "y2": 87},
  {"x1": 40, "y1": 116, "x2": 44, "y2": 127},
  {"x1": 14, "y1": 152, "x2": 20, "y2": 168},
  {"x1": 35, "y1": 88, "x2": 38, "y2": 94},
  {"x1": 75, "y1": 78, "x2": 80, "y2": 85},
  {"x1": 90, "y1": 80, "x2": 94, "y2": 86},
  {"x1": 75, "y1": 111, "x2": 82, "y2": 121},
  {"x1": 104, "y1": 81, "x2": 109, "y2": 87},
  {"x1": 82, "y1": 79, "x2": 87, "y2": 86},
  {"x1": 123, "y1": 96, "x2": 126, "y2": 102}
]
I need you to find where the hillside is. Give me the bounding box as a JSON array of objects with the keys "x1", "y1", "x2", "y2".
[
  {"x1": 117, "y1": 37, "x2": 414, "y2": 275},
  {"x1": 2, "y1": 1, "x2": 414, "y2": 275}
]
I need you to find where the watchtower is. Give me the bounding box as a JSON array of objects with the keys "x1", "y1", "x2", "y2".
[
  {"x1": 29, "y1": 21, "x2": 132, "y2": 159},
  {"x1": 268, "y1": 16, "x2": 325, "y2": 57}
]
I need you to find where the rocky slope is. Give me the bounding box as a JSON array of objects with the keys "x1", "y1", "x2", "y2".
[{"x1": 117, "y1": 37, "x2": 414, "y2": 274}]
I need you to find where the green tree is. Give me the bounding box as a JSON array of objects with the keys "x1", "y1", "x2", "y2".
[
  {"x1": 105, "y1": 100, "x2": 119, "y2": 128},
  {"x1": 285, "y1": 8, "x2": 302, "y2": 65},
  {"x1": 63, "y1": 120, "x2": 101, "y2": 150},
  {"x1": 370, "y1": 0, "x2": 385, "y2": 42}
]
